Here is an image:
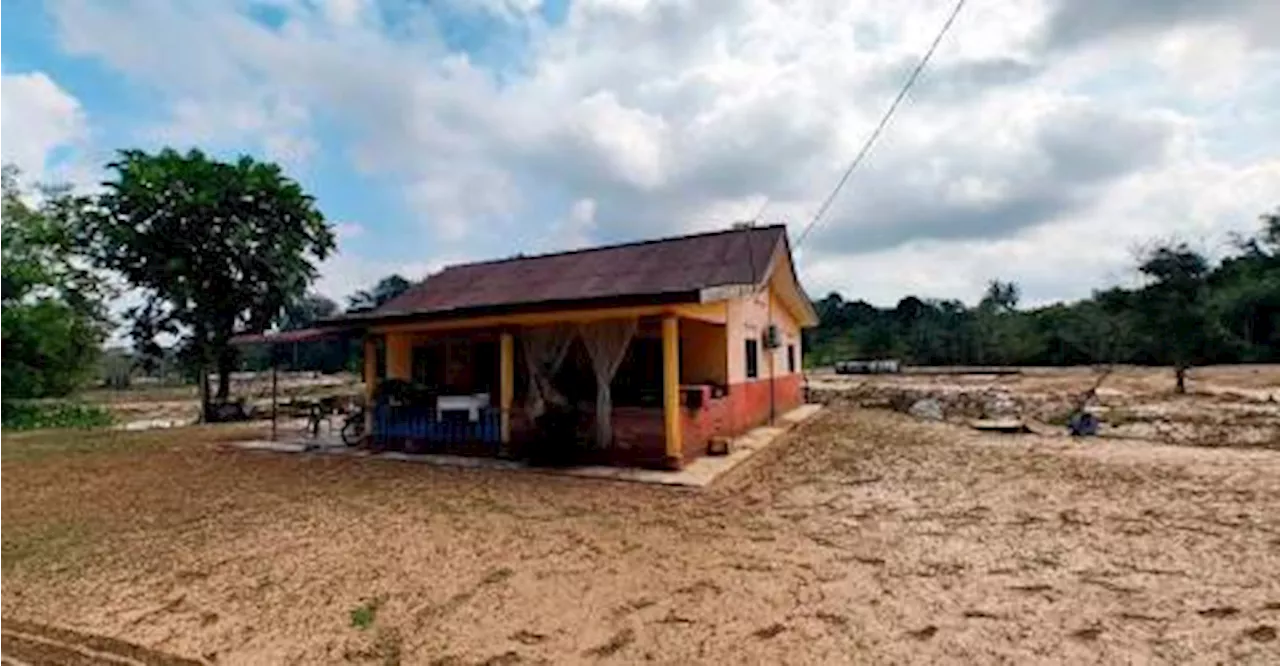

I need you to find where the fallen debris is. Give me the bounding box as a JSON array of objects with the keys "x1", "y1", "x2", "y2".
[
  {"x1": 969, "y1": 418, "x2": 1031, "y2": 434},
  {"x1": 907, "y1": 398, "x2": 944, "y2": 421}
]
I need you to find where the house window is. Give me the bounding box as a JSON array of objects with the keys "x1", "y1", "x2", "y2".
[
  {"x1": 787, "y1": 344, "x2": 796, "y2": 373},
  {"x1": 745, "y1": 338, "x2": 759, "y2": 379}
]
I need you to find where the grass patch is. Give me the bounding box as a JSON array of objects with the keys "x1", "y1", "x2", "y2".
[
  {"x1": 2, "y1": 401, "x2": 114, "y2": 431},
  {"x1": 1, "y1": 423, "x2": 263, "y2": 463},
  {"x1": 1, "y1": 429, "x2": 172, "y2": 463},
  {"x1": 350, "y1": 597, "x2": 383, "y2": 630}
]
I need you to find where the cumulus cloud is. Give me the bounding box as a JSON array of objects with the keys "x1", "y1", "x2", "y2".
[
  {"x1": 35, "y1": 0, "x2": 1280, "y2": 307},
  {"x1": 1, "y1": 71, "x2": 87, "y2": 180},
  {"x1": 1040, "y1": 0, "x2": 1278, "y2": 50}
]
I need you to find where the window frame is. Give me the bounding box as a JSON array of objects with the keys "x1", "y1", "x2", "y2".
[
  {"x1": 745, "y1": 338, "x2": 759, "y2": 380},
  {"x1": 786, "y1": 344, "x2": 796, "y2": 373}
]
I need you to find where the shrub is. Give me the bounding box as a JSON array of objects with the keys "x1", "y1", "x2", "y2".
[
  {"x1": 1, "y1": 401, "x2": 114, "y2": 431},
  {"x1": 349, "y1": 597, "x2": 382, "y2": 630}
]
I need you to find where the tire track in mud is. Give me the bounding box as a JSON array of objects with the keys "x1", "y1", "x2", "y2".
[{"x1": 1, "y1": 619, "x2": 205, "y2": 666}]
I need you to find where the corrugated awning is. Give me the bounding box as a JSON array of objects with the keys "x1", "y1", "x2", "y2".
[{"x1": 229, "y1": 326, "x2": 350, "y2": 346}]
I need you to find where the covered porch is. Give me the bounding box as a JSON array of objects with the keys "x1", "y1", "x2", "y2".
[{"x1": 364, "y1": 303, "x2": 729, "y2": 469}]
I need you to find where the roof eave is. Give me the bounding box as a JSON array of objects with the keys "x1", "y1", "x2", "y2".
[{"x1": 324, "y1": 290, "x2": 706, "y2": 329}]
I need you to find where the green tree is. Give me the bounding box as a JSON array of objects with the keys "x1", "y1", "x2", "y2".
[
  {"x1": 81, "y1": 149, "x2": 335, "y2": 417},
  {"x1": 348, "y1": 274, "x2": 412, "y2": 311},
  {"x1": 979, "y1": 280, "x2": 1020, "y2": 313},
  {"x1": 1133, "y1": 243, "x2": 1217, "y2": 393},
  {"x1": 280, "y1": 293, "x2": 340, "y2": 331},
  {"x1": 1, "y1": 166, "x2": 109, "y2": 398}
]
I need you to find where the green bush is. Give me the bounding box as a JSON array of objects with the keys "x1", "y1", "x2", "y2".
[
  {"x1": 349, "y1": 597, "x2": 382, "y2": 630},
  {"x1": 1, "y1": 401, "x2": 114, "y2": 431}
]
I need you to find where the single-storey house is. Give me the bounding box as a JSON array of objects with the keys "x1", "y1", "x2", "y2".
[{"x1": 344, "y1": 224, "x2": 817, "y2": 469}]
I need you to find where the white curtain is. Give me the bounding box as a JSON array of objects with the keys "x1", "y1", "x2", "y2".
[
  {"x1": 578, "y1": 318, "x2": 638, "y2": 448},
  {"x1": 521, "y1": 324, "x2": 576, "y2": 419}
]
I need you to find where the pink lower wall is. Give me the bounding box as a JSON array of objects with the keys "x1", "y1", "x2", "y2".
[
  {"x1": 505, "y1": 374, "x2": 805, "y2": 468},
  {"x1": 680, "y1": 374, "x2": 804, "y2": 461}
]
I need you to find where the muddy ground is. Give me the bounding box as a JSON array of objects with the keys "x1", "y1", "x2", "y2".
[
  {"x1": 4, "y1": 377, "x2": 1280, "y2": 663},
  {"x1": 810, "y1": 365, "x2": 1280, "y2": 449}
]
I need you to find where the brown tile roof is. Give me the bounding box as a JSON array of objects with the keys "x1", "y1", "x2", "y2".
[{"x1": 370, "y1": 224, "x2": 787, "y2": 318}]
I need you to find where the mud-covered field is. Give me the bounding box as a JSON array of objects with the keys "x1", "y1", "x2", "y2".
[
  {"x1": 5, "y1": 372, "x2": 1279, "y2": 664},
  {"x1": 810, "y1": 364, "x2": 1280, "y2": 449}
]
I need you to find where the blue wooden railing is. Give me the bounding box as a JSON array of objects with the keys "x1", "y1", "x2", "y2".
[{"x1": 372, "y1": 404, "x2": 501, "y2": 445}]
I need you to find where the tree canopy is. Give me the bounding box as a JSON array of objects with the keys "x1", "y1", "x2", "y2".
[
  {"x1": 280, "y1": 293, "x2": 340, "y2": 331},
  {"x1": 348, "y1": 274, "x2": 412, "y2": 311},
  {"x1": 1131, "y1": 243, "x2": 1218, "y2": 392},
  {"x1": 1, "y1": 166, "x2": 110, "y2": 398},
  {"x1": 80, "y1": 148, "x2": 335, "y2": 412}
]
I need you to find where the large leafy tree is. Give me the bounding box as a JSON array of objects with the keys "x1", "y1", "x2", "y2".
[
  {"x1": 81, "y1": 149, "x2": 335, "y2": 414},
  {"x1": 1, "y1": 166, "x2": 110, "y2": 398},
  {"x1": 1133, "y1": 243, "x2": 1218, "y2": 393}
]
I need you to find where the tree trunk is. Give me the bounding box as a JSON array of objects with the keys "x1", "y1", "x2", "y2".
[
  {"x1": 1174, "y1": 364, "x2": 1187, "y2": 394},
  {"x1": 198, "y1": 368, "x2": 211, "y2": 423},
  {"x1": 216, "y1": 349, "x2": 235, "y2": 401}
]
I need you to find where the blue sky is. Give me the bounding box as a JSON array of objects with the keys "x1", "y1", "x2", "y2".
[
  {"x1": 2, "y1": 0, "x2": 561, "y2": 288},
  {"x1": 3, "y1": 0, "x2": 1278, "y2": 313}
]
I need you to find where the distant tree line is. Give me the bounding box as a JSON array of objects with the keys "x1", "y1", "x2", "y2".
[{"x1": 805, "y1": 209, "x2": 1280, "y2": 392}]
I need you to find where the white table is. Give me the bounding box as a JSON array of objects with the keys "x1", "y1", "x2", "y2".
[{"x1": 436, "y1": 393, "x2": 490, "y2": 422}]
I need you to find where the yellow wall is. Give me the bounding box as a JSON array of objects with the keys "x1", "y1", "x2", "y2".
[
  {"x1": 385, "y1": 332, "x2": 413, "y2": 380},
  {"x1": 680, "y1": 319, "x2": 728, "y2": 385},
  {"x1": 725, "y1": 283, "x2": 803, "y2": 385}
]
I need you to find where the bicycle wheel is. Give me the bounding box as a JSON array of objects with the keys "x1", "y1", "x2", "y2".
[{"x1": 341, "y1": 415, "x2": 364, "y2": 446}]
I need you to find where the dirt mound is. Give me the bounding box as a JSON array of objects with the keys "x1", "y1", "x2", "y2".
[{"x1": 809, "y1": 383, "x2": 1074, "y2": 422}]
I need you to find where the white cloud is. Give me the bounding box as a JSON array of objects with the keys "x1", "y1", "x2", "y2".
[
  {"x1": 544, "y1": 197, "x2": 598, "y2": 252},
  {"x1": 36, "y1": 0, "x2": 1280, "y2": 307},
  {"x1": 1, "y1": 71, "x2": 87, "y2": 180},
  {"x1": 333, "y1": 221, "x2": 366, "y2": 240}
]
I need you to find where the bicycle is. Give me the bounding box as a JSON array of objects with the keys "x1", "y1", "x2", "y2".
[{"x1": 340, "y1": 405, "x2": 366, "y2": 446}]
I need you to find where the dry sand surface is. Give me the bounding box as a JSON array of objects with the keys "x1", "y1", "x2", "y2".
[{"x1": 5, "y1": 397, "x2": 1280, "y2": 664}]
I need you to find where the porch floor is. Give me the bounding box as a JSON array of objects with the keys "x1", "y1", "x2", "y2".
[{"x1": 228, "y1": 404, "x2": 823, "y2": 488}]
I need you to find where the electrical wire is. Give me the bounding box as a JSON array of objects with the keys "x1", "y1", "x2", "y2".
[{"x1": 793, "y1": 0, "x2": 967, "y2": 248}]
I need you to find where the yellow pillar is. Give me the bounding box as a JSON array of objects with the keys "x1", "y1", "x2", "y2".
[
  {"x1": 662, "y1": 314, "x2": 682, "y2": 468},
  {"x1": 363, "y1": 336, "x2": 378, "y2": 436},
  {"x1": 500, "y1": 332, "x2": 514, "y2": 444},
  {"x1": 385, "y1": 332, "x2": 412, "y2": 380},
  {"x1": 363, "y1": 338, "x2": 376, "y2": 399}
]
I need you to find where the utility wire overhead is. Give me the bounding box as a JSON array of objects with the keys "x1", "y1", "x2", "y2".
[{"x1": 793, "y1": 0, "x2": 967, "y2": 248}]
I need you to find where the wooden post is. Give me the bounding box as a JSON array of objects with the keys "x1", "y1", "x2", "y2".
[
  {"x1": 662, "y1": 314, "x2": 682, "y2": 468},
  {"x1": 363, "y1": 336, "x2": 378, "y2": 438},
  {"x1": 385, "y1": 333, "x2": 412, "y2": 380},
  {"x1": 271, "y1": 348, "x2": 279, "y2": 442},
  {"x1": 499, "y1": 332, "x2": 514, "y2": 445}
]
